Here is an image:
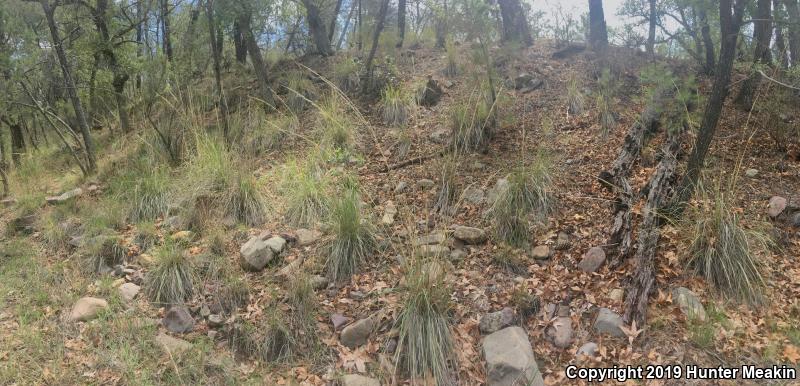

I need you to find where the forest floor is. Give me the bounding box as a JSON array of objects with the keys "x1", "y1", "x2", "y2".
[{"x1": 1, "y1": 40, "x2": 799, "y2": 385}]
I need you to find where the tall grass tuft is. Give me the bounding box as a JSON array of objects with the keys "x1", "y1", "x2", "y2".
[
  {"x1": 686, "y1": 186, "x2": 770, "y2": 305},
  {"x1": 450, "y1": 95, "x2": 494, "y2": 153},
  {"x1": 324, "y1": 189, "x2": 376, "y2": 283},
  {"x1": 332, "y1": 58, "x2": 361, "y2": 92},
  {"x1": 283, "y1": 71, "x2": 316, "y2": 113},
  {"x1": 281, "y1": 158, "x2": 330, "y2": 227},
  {"x1": 433, "y1": 155, "x2": 459, "y2": 216},
  {"x1": 145, "y1": 241, "x2": 194, "y2": 305},
  {"x1": 223, "y1": 174, "x2": 268, "y2": 227},
  {"x1": 567, "y1": 75, "x2": 584, "y2": 115},
  {"x1": 317, "y1": 94, "x2": 354, "y2": 150},
  {"x1": 596, "y1": 68, "x2": 616, "y2": 137},
  {"x1": 128, "y1": 168, "x2": 170, "y2": 222},
  {"x1": 382, "y1": 84, "x2": 412, "y2": 127},
  {"x1": 394, "y1": 257, "x2": 455, "y2": 385},
  {"x1": 444, "y1": 40, "x2": 459, "y2": 77}
]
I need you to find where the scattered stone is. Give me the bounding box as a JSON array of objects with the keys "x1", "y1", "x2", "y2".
[
  {"x1": 9, "y1": 214, "x2": 37, "y2": 235},
  {"x1": 593, "y1": 308, "x2": 626, "y2": 338},
  {"x1": 486, "y1": 178, "x2": 509, "y2": 204},
  {"x1": 163, "y1": 306, "x2": 194, "y2": 333},
  {"x1": 482, "y1": 326, "x2": 544, "y2": 386},
  {"x1": 417, "y1": 179, "x2": 435, "y2": 189},
  {"x1": 745, "y1": 168, "x2": 759, "y2": 178},
  {"x1": 331, "y1": 313, "x2": 350, "y2": 330},
  {"x1": 768, "y1": 196, "x2": 787, "y2": 218},
  {"x1": 790, "y1": 212, "x2": 800, "y2": 227},
  {"x1": 310, "y1": 275, "x2": 329, "y2": 290},
  {"x1": 453, "y1": 225, "x2": 487, "y2": 244},
  {"x1": 382, "y1": 201, "x2": 398, "y2": 225},
  {"x1": 576, "y1": 342, "x2": 599, "y2": 358},
  {"x1": 609, "y1": 288, "x2": 624, "y2": 303},
  {"x1": 394, "y1": 181, "x2": 409, "y2": 193},
  {"x1": 413, "y1": 232, "x2": 447, "y2": 246},
  {"x1": 513, "y1": 73, "x2": 534, "y2": 89},
  {"x1": 416, "y1": 244, "x2": 449, "y2": 258},
  {"x1": 171, "y1": 230, "x2": 193, "y2": 241},
  {"x1": 295, "y1": 228, "x2": 322, "y2": 246},
  {"x1": 546, "y1": 308, "x2": 573, "y2": 349},
  {"x1": 531, "y1": 245, "x2": 551, "y2": 260},
  {"x1": 340, "y1": 317, "x2": 374, "y2": 348},
  {"x1": 1, "y1": 198, "x2": 17, "y2": 207},
  {"x1": 479, "y1": 308, "x2": 516, "y2": 334},
  {"x1": 520, "y1": 79, "x2": 544, "y2": 93},
  {"x1": 429, "y1": 128, "x2": 450, "y2": 144},
  {"x1": 46, "y1": 188, "x2": 83, "y2": 205},
  {"x1": 68, "y1": 297, "x2": 108, "y2": 322},
  {"x1": 449, "y1": 248, "x2": 468, "y2": 262},
  {"x1": 200, "y1": 305, "x2": 211, "y2": 318},
  {"x1": 417, "y1": 77, "x2": 443, "y2": 107},
  {"x1": 207, "y1": 314, "x2": 224, "y2": 328},
  {"x1": 119, "y1": 283, "x2": 140, "y2": 302},
  {"x1": 265, "y1": 235, "x2": 287, "y2": 254},
  {"x1": 239, "y1": 233, "x2": 276, "y2": 271},
  {"x1": 672, "y1": 287, "x2": 707, "y2": 322},
  {"x1": 578, "y1": 247, "x2": 606, "y2": 273},
  {"x1": 155, "y1": 332, "x2": 192, "y2": 356},
  {"x1": 463, "y1": 186, "x2": 485, "y2": 204},
  {"x1": 341, "y1": 374, "x2": 381, "y2": 386},
  {"x1": 277, "y1": 258, "x2": 303, "y2": 277},
  {"x1": 162, "y1": 216, "x2": 183, "y2": 231},
  {"x1": 554, "y1": 232, "x2": 571, "y2": 250}
]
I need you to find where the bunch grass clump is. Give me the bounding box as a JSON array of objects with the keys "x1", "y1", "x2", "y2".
[
  {"x1": 82, "y1": 235, "x2": 127, "y2": 274},
  {"x1": 283, "y1": 71, "x2": 316, "y2": 113},
  {"x1": 317, "y1": 95, "x2": 355, "y2": 150},
  {"x1": 450, "y1": 95, "x2": 494, "y2": 153},
  {"x1": 324, "y1": 189, "x2": 376, "y2": 283},
  {"x1": 281, "y1": 158, "x2": 330, "y2": 227},
  {"x1": 332, "y1": 58, "x2": 361, "y2": 92},
  {"x1": 490, "y1": 151, "x2": 554, "y2": 247},
  {"x1": 567, "y1": 75, "x2": 584, "y2": 115},
  {"x1": 382, "y1": 84, "x2": 412, "y2": 127},
  {"x1": 394, "y1": 257, "x2": 454, "y2": 385},
  {"x1": 596, "y1": 68, "x2": 617, "y2": 137},
  {"x1": 223, "y1": 174, "x2": 268, "y2": 227},
  {"x1": 128, "y1": 167, "x2": 170, "y2": 222},
  {"x1": 433, "y1": 155, "x2": 459, "y2": 216},
  {"x1": 261, "y1": 316, "x2": 295, "y2": 362},
  {"x1": 444, "y1": 40, "x2": 459, "y2": 77},
  {"x1": 145, "y1": 241, "x2": 194, "y2": 305},
  {"x1": 686, "y1": 187, "x2": 770, "y2": 305}
]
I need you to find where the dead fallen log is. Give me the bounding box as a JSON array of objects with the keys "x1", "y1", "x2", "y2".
[
  {"x1": 379, "y1": 150, "x2": 446, "y2": 173},
  {"x1": 551, "y1": 43, "x2": 586, "y2": 59}
]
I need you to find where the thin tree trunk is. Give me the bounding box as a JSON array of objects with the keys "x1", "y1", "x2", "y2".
[
  {"x1": 0, "y1": 126, "x2": 7, "y2": 197},
  {"x1": 784, "y1": 0, "x2": 799, "y2": 66},
  {"x1": 498, "y1": 0, "x2": 532, "y2": 46},
  {"x1": 41, "y1": 0, "x2": 96, "y2": 172},
  {"x1": 673, "y1": 0, "x2": 746, "y2": 210},
  {"x1": 363, "y1": 0, "x2": 391, "y2": 89},
  {"x1": 112, "y1": 72, "x2": 131, "y2": 132},
  {"x1": 435, "y1": 0, "x2": 447, "y2": 49},
  {"x1": 161, "y1": 0, "x2": 173, "y2": 61},
  {"x1": 588, "y1": 0, "x2": 609, "y2": 50},
  {"x1": 735, "y1": 0, "x2": 772, "y2": 109},
  {"x1": 647, "y1": 0, "x2": 656, "y2": 55},
  {"x1": 329, "y1": 0, "x2": 343, "y2": 43},
  {"x1": 397, "y1": 0, "x2": 406, "y2": 48},
  {"x1": 136, "y1": 0, "x2": 144, "y2": 88},
  {"x1": 205, "y1": 0, "x2": 229, "y2": 144},
  {"x1": 233, "y1": 20, "x2": 247, "y2": 63},
  {"x1": 337, "y1": 0, "x2": 357, "y2": 50},
  {"x1": 301, "y1": 0, "x2": 333, "y2": 56},
  {"x1": 774, "y1": 0, "x2": 789, "y2": 69},
  {"x1": 88, "y1": 52, "x2": 101, "y2": 128},
  {"x1": 699, "y1": 8, "x2": 716, "y2": 74},
  {"x1": 8, "y1": 121, "x2": 25, "y2": 166},
  {"x1": 238, "y1": 13, "x2": 274, "y2": 108},
  {"x1": 357, "y1": 0, "x2": 363, "y2": 50}
]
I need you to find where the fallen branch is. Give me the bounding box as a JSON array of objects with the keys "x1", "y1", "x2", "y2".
[{"x1": 379, "y1": 149, "x2": 446, "y2": 173}]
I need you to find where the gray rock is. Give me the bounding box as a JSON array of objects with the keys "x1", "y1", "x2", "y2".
[
  {"x1": 277, "y1": 258, "x2": 303, "y2": 277},
  {"x1": 310, "y1": 275, "x2": 329, "y2": 290},
  {"x1": 480, "y1": 308, "x2": 516, "y2": 334},
  {"x1": 554, "y1": 232, "x2": 571, "y2": 250},
  {"x1": 578, "y1": 247, "x2": 605, "y2": 272},
  {"x1": 514, "y1": 73, "x2": 534, "y2": 89},
  {"x1": 546, "y1": 316, "x2": 573, "y2": 348},
  {"x1": 487, "y1": 178, "x2": 509, "y2": 204},
  {"x1": 265, "y1": 236, "x2": 286, "y2": 254},
  {"x1": 768, "y1": 196, "x2": 787, "y2": 218},
  {"x1": 414, "y1": 232, "x2": 447, "y2": 246},
  {"x1": 239, "y1": 234, "x2": 276, "y2": 271},
  {"x1": 296, "y1": 228, "x2": 322, "y2": 246},
  {"x1": 482, "y1": 326, "x2": 544, "y2": 386},
  {"x1": 68, "y1": 297, "x2": 108, "y2": 322},
  {"x1": 576, "y1": 342, "x2": 599, "y2": 358},
  {"x1": 453, "y1": 226, "x2": 487, "y2": 244},
  {"x1": 163, "y1": 306, "x2": 194, "y2": 333},
  {"x1": 593, "y1": 308, "x2": 625, "y2": 338},
  {"x1": 1, "y1": 198, "x2": 17, "y2": 207},
  {"x1": 745, "y1": 168, "x2": 759, "y2": 178},
  {"x1": 429, "y1": 128, "x2": 450, "y2": 144},
  {"x1": 162, "y1": 215, "x2": 183, "y2": 231},
  {"x1": 207, "y1": 314, "x2": 224, "y2": 328},
  {"x1": 394, "y1": 181, "x2": 409, "y2": 193},
  {"x1": 531, "y1": 245, "x2": 551, "y2": 260},
  {"x1": 119, "y1": 283, "x2": 140, "y2": 302},
  {"x1": 450, "y1": 248, "x2": 468, "y2": 262},
  {"x1": 331, "y1": 313, "x2": 350, "y2": 330},
  {"x1": 416, "y1": 244, "x2": 449, "y2": 258},
  {"x1": 672, "y1": 287, "x2": 707, "y2": 322},
  {"x1": 46, "y1": 188, "x2": 83, "y2": 204},
  {"x1": 340, "y1": 317, "x2": 374, "y2": 348},
  {"x1": 418, "y1": 179, "x2": 435, "y2": 189},
  {"x1": 155, "y1": 332, "x2": 191, "y2": 356},
  {"x1": 464, "y1": 187, "x2": 485, "y2": 204},
  {"x1": 382, "y1": 201, "x2": 397, "y2": 225},
  {"x1": 790, "y1": 212, "x2": 800, "y2": 227},
  {"x1": 341, "y1": 374, "x2": 381, "y2": 386},
  {"x1": 417, "y1": 77, "x2": 443, "y2": 107}
]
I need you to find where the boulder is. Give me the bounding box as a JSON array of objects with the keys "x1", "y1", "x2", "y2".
[
  {"x1": 155, "y1": 332, "x2": 192, "y2": 356},
  {"x1": 207, "y1": 314, "x2": 224, "y2": 328},
  {"x1": 296, "y1": 228, "x2": 322, "y2": 246},
  {"x1": 119, "y1": 283, "x2": 140, "y2": 302},
  {"x1": 672, "y1": 287, "x2": 707, "y2": 322},
  {"x1": 331, "y1": 313, "x2": 350, "y2": 330},
  {"x1": 265, "y1": 235, "x2": 287, "y2": 254},
  {"x1": 417, "y1": 77, "x2": 443, "y2": 107},
  {"x1": 414, "y1": 232, "x2": 447, "y2": 246},
  {"x1": 46, "y1": 188, "x2": 83, "y2": 205},
  {"x1": 341, "y1": 374, "x2": 381, "y2": 386},
  {"x1": 480, "y1": 307, "x2": 516, "y2": 334},
  {"x1": 239, "y1": 234, "x2": 276, "y2": 271},
  {"x1": 453, "y1": 226, "x2": 487, "y2": 244},
  {"x1": 531, "y1": 245, "x2": 551, "y2": 260},
  {"x1": 546, "y1": 315, "x2": 573, "y2": 349},
  {"x1": 487, "y1": 178, "x2": 509, "y2": 204},
  {"x1": 68, "y1": 297, "x2": 108, "y2": 322},
  {"x1": 416, "y1": 245, "x2": 450, "y2": 258},
  {"x1": 340, "y1": 317, "x2": 374, "y2": 348},
  {"x1": 482, "y1": 327, "x2": 544, "y2": 386},
  {"x1": 578, "y1": 247, "x2": 605, "y2": 272},
  {"x1": 310, "y1": 275, "x2": 329, "y2": 290},
  {"x1": 163, "y1": 306, "x2": 194, "y2": 333},
  {"x1": 745, "y1": 168, "x2": 759, "y2": 178},
  {"x1": 576, "y1": 342, "x2": 599, "y2": 358},
  {"x1": 768, "y1": 196, "x2": 787, "y2": 218},
  {"x1": 593, "y1": 308, "x2": 625, "y2": 338},
  {"x1": 464, "y1": 187, "x2": 485, "y2": 204}
]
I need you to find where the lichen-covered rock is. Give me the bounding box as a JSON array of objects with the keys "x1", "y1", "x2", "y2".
[
  {"x1": 340, "y1": 317, "x2": 374, "y2": 348},
  {"x1": 768, "y1": 196, "x2": 787, "y2": 218},
  {"x1": 482, "y1": 327, "x2": 544, "y2": 386},
  {"x1": 239, "y1": 233, "x2": 276, "y2": 271},
  {"x1": 341, "y1": 374, "x2": 381, "y2": 386},
  {"x1": 46, "y1": 188, "x2": 83, "y2": 204},
  {"x1": 163, "y1": 306, "x2": 194, "y2": 333},
  {"x1": 479, "y1": 308, "x2": 516, "y2": 334},
  {"x1": 593, "y1": 308, "x2": 625, "y2": 338},
  {"x1": 68, "y1": 297, "x2": 108, "y2": 322},
  {"x1": 672, "y1": 287, "x2": 707, "y2": 322},
  {"x1": 578, "y1": 247, "x2": 606, "y2": 272},
  {"x1": 453, "y1": 225, "x2": 487, "y2": 244}
]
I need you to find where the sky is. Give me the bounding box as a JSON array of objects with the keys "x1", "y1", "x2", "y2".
[{"x1": 529, "y1": 0, "x2": 634, "y2": 30}]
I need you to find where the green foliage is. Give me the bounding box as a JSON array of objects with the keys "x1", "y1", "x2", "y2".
[
  {"x1": 324, "y1": 189, "x2": 376, "y2": 283},
  {"x1": 332, "y1": 58, "x2": 361, "y2": 92},
  {"x1": 450, "y1": 93, "x2": 494, "y2": 153},
  {"x1": 596, "y1": 68, "x2": 617, "y2": 136},
  {"x1": 444, "y1": 40, "x2": 459, "y2": 77},
  {"x1": 686, "y1": 186, "x2": 770, "y2": 305},
  {"x1": 145, "y1": 241, "x2": 194, "y2": 305},
  {"x1": 280, "y1": 158, "x2": 330, "y2": 227},
  {"x1": 317, "y1": 94, "x2": 355, "y2": 150},
  {"x1": 381, "y1": 84, "x2": 412, "y2": 127},
  {"x1": 223, "y1": 174, "x2": 267, "y2": 227},
  {"x1": 567, "y1": 75, "x2": 585, "y2": 115},
  {"x1": 128, "y1": 168, "x2": 170, "y2": 222},
  {"x1": 283, "y1": 71, "x2": 316, "y2": 113}
]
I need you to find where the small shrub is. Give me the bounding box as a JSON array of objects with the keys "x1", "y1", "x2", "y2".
[
  {"x1": 134, "y1": 221, "x2": 160, "y2": 251},
  {"x1": 223, "y1": 174, "x2": 268, "y2": 227},
  {"x1": 145, "y1": 241, "x2": 194, "y2": 305},
  {"x1": 324, "y1": 190, "x2": 376, "y2": 283},
  {"x1": 382, "y1": 84, "x2": 412, "y2": 127},
  {"x1": 567, "y1": 76, "x2": 584, "y2": 115},
  {"x1": 686, "y1": 187, "x2": 770, "y2": 305},
  {"x1": 261, "y1": 316, "x2": 295, "y2": 362},
  {"x1": 283, "y1": 71, "x2": 316, "y2": 113},
  {"x1": 493, "y1": 245, "x2": 529, "y2": 275},
  {"x1": 82, "y1": 235, "x2": 127, "y2": 274},
  {"x1": 281, "y1": 159, "x2": 330, "y2": 227},
  {"x1": 128, "y1": 168, "x2": 170, "y2": 222},
  {"x1": 333, "y1": 58, "x2": 361, "y2": 92},
  {"x1": 394, "y1": 258, "x2": 454, "y2": 385}
]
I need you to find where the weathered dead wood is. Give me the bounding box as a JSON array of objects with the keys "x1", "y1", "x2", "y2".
[
  {"x1": 379, "y1": 150, "x2": 446, "y2": 173},
  {"x1": 551, "y1": 43, "x2": 586, "y2": 59}
]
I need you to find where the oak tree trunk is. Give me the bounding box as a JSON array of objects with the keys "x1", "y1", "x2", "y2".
[
  {"x1": 238, "y1": 13, "x2": 274, "y2": 108},
  {"x1": 363, "y1": 0, "x2": 391, "y2": 88},
  {"x1": 735, "y1": 0, "x2": 772, "y2": 109},
  {"x1": 647, "y1": 0, "x2": 656, "y2": 55},
  {"x1": 161, "y1": 0, "x2": 173, "y2": 60},
  {"x1": 699, "y1": 8, "x2": 716, "y2": 74},
  {"x1": 205, "y1": 0, "x2": 229, "y2": 143},
  {"x1": 784, "y1": 0, "x2": 800, "y2": 66},
  {"x1": 498, "y1": 0, "x2": 533, "y2": 46},
  {"x1": 301, "y1": 0, "x2": 333, "y2": 56},
  {"x1": 397, "y1": 0, "x2": 406, "y2": 48},
  {"x1": 233, "y1": 20, "x2": 247, "y2": 63},
  {"x1": 588, "y1": 0, "x2": 608, "y2": 50}
]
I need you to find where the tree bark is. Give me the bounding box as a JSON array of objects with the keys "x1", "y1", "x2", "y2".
[
  {"x1": 435, "y1": 0, "x2": 447, "y2": 48},
  {"x1": 161, "y1": 0, "x2": 173, "y2": 61},
  {"x1": 735, "y1": 0, "x2": 772, "y2": 109},
  {"x1": 774, "y1": 0, "x2": 789, "y2": 69},
  {"x1": 301, "y1": 0, "x2": 333, "y2": 56},
  {"x1": 337, "y1": 0, "x2": 357, "y2": 50},
  {"x1": 363, "y1": 0, "x2": 391, "y2": 89},
  {"x1": 8, "y1": 120, "x2": 25, "y2": 166},
  {"x1": 238, "y1": 12, "x2": 274, "y2": 108},
  {"x1": 588, "y1": 0, "x2": 609, "y2": 50},
  {"x1": 699, "y1": 8, "x2": 716, "y2": 74},
  {"x1": 205, "y1": 0, "x2": 229, "y2": 144},
  {"x1": 784, "y1": 0, "x2": 799, "y2": 67},
  {"x1": 0, "y1": 126, "x2": 7, "y2": 197},
  {"x1": 233, "y1": 20, "x2": 247, "y2": 63},
  {"x1": 397, "y1": 0, "x2": 406, "y2": 48},
  {"x1": 647, "y1": 0, "x2": 656, "y2": 55},
  {"x1": 329, "y1": 0, "x2": 343, "y2": 43},
  {"x1": 673, "y1": 0, "x2": 746, "y2": 210},
  {"x1": 41, "y1": 0, "x2": 96, "y2": 172},
  {"x1": 498, "y1": 0, "x2": 532, "y2": 46}
]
